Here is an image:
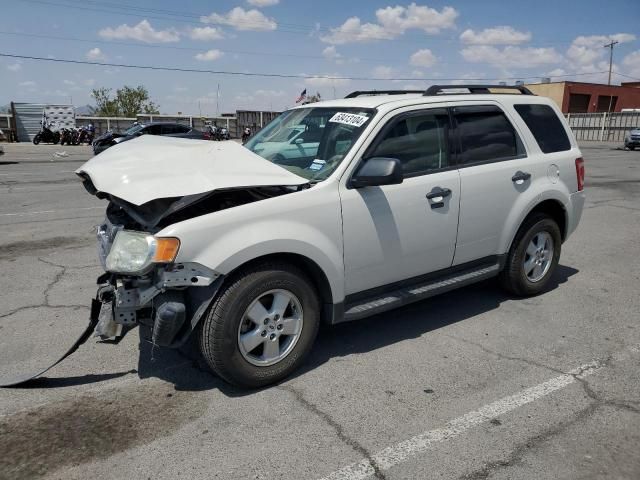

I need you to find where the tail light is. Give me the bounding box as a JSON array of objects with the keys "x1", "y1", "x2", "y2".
[{"x1": 575, "y1": 157, "x2": 584, "y2": 191}]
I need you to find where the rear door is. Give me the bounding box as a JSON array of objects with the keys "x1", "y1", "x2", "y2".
[{"x1": 452, "y1": 103, "x2": 543, "y2": 265}]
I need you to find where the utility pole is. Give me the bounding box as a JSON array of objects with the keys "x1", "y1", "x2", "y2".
[{"x1": 604, "y1": 40, "x2": 619, "y2": 85}]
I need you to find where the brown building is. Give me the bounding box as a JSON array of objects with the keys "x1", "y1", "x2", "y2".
[{"x1": 524, "y1": 81, "x2": 640, "y2": 113}]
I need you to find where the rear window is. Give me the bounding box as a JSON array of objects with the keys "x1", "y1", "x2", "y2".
[
  {"x1": 454, "y1": 105, "x2": 525, "y2": 165},
  {"x1": 514, "y1": 104, "x2": 571, "y2": 153}
]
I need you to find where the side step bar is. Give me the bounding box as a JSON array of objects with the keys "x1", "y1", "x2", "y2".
[{"x1": 343, "y1": 263, "x2": 501, "y2": 322}]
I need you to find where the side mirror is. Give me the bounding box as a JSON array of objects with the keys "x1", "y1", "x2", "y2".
[{"x1": 350, "y1": 157, "x2": 403, "y2": 188}]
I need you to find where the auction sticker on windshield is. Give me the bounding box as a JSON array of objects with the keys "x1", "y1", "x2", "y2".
[{"x1": 329, "y1": 112, "x2": 369, "y2": 128}]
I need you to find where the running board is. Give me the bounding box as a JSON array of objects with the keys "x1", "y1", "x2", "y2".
[{"x1": 343, "y1": 263, "x2": 501, "y2": 322}]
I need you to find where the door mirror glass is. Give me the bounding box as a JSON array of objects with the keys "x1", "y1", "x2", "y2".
[{"x1": 351, "y1": 157, "x2": 403, "y2": 188}]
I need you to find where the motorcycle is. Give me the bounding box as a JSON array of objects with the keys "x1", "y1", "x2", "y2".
[
  {"x1": 219, "y1": 127, "x2": 230, "y2": 141},
  {"x1": 242, "y1": 127, "x2": 252, "y2": 144},
  {"x1": 59, "y1": 127, "x2": 73, "y2": 146},
  {"x1": 33, "y1": 121, "x2": 60, "y2": 145},
  {"x1": 205, "y1": 124, "x2": 218, "y2": 141}
]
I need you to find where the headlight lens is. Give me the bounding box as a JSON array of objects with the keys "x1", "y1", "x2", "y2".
[{"x1": 106, "y1": 231, "x2": 180, "y2": 274}]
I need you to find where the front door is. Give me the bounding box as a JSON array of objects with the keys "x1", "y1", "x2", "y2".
[{"x1": 340, "y1": 107, "x2": 461, "y2": 295}]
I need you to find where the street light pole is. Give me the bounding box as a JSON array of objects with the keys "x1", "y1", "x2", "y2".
[{"x1": 604, "y1": 40, "x2": 619, "y2": 86}]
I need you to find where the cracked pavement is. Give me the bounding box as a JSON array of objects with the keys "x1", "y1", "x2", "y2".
[{"x1": 0, "y1": 143, "x2": 639, "y2": 479}]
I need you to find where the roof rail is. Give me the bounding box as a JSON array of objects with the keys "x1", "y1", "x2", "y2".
[
  {"x1": 424, "y1": 84, "x2": 534, "y2": 96},
  {"x1": 345, "y1": 90, "x2": 424, "y2": 99}
]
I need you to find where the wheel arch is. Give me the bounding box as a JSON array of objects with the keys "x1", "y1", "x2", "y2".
[
  {"x1": 221, "y1": 252, "x2": 336, "y2": 323},
  {"x1": 504, "y1": 198, "x2": 568, "y2": 255}
]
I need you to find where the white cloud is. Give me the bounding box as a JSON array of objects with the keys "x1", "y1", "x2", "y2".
[
  {"x1": 322, "y1": 4, "x2": 458, "y2": 44},
  {"x1": 460, "y1": 26, "x2": 531, "y2": 45},
  {"x1": 86, "y1": 47, "x2": 106, "y2": 61},
  {"x1": 622, "y1": 50, "x2": 640, "y2": 78},
  {"x1": 303, "y1": 74, "x2": 351, "y2": 87},
  {"x1": 194, "y1": 49, "x2": 224, "y2": 61},
  {"x1": 189, "y1": 26, "x2": 224, "y2": 41},
  {"x1": 372, "y1": 65, "x2": 395, "y2": 79},
  {"x1": 375, "y1": 4, "x2": 458, "y2": 35},
  {"x1": 410, "y1": 48, "x2": 436, "y2": 67},
  {"x1": 99, "y1": 20, "x2": 180, "y2": 43},
  {"x1": 460, "y1": 45, "x2": 562, "y2": 68},
  {"x1": 201, "y1": 7, "x2": 277, "y2": 31},
  {"x1": 547, "y1": 68, "x2": 567, "y2": 78},
  {"x1": 321, "y1": 17, "x2": 393, "y2": 44},
  {"x1": 19, "y1": 81, "x2": 36, "y2": 87},
  {"x1": 247, "y1": 0, "x2": 279, "y2": 6},
  {"x1": 322, "y1": 46, "x2": 344, "y2": 62},
  {"x1": 566, "y1": 34, "x2": 636, "y2": 68},
  {"x1": 7, "y1": 63, "x2": 21, "y2": 72}
]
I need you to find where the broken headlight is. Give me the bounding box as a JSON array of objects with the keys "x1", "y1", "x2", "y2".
[{"x1": 105, "y1": 230, "x2": 180, "y2": 275}]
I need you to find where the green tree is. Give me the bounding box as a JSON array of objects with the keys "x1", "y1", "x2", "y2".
[{"x1": 90, "y1": 85, "x2": 160, "y2": 117}]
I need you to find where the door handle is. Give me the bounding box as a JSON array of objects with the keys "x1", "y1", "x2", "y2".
[
  {"x1": 512, "y1": 171, "x2": 531, "y2": 184},
  {"x1": 426, "y1": 187, "x2": 452, "y2": 200},
  {"x1": 426, "y1": 187, "x2": 452, "y2": 209}
]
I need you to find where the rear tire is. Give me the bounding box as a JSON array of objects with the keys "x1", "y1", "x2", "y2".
[
  {"x1": 499, "y1": 213, "x2": 561, "y2": 296},
  {"x1": 199, "y1": 261, "x2": 320, "y2": 388}
]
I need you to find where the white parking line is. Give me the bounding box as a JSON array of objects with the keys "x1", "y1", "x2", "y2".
[
  {"x1": 0, "y1": 206, "x2": 103, "y2": 217},
  {"x1": 317, "y1": 358, "x2": 612, "y2": 480}
]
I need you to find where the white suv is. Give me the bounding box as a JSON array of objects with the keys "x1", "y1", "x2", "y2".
[{"x1": 78, "y1": 85, "x2": 585, "y2": 388}]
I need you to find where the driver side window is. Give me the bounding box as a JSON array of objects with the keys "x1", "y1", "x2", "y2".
[{"x1": 368, "y1": 109, "x2": 451, "y2": 177}]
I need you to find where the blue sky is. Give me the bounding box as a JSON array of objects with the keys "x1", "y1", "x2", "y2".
[{"x1": 1, "y1": 0, "x2": 639, "y2": 115}]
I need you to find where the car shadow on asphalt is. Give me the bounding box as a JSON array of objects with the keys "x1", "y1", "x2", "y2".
[{"x1": 134, "y1": 264, "x2": 579, "y2": 395}]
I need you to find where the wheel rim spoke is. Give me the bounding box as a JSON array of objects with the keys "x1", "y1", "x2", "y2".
[
  {"x1": 270, "y1": 291, "x2": 291, "y2": 317},
  {"x1": 280, "y1": 317, "x2": 301, "y2": 335},
  {"x1": 262, "y1": 337, "x2": 280, "y2": 361},
  {"x1": 524, "y1": 257, "x2": 537, "y2": 275},
  {"x1": 246, "y1": 300, "x2": 269, "y2": 325},
  {"x1": 239, "y1": 329, "x2": 264, "y2": 353}
]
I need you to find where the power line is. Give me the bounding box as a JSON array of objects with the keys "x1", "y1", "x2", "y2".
[
  {"x1": 0, "y1": 30, "x2": 430, "y2": 65},
  {"x1": 17, "y1": 0, "x2": 588, "y2": 47},
  {"x1": 0, "y1": 52, "x2": 613, "y2": 82}
]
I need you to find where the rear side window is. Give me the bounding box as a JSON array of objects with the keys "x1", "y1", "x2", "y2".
[
  {"x1": 514, "y1": 104, "x2": 571, "y2": 153},
  {"x1": 454, "y1": 105, "x2": 525, "y2": 165}
]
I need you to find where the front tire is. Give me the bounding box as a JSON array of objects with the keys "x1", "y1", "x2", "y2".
[
  {"x1": 199, "y1": 262, "x2": 320, "y2": 388},
  {"x1": 499, "y1": 213, "x2": 561, "y2": 296}
]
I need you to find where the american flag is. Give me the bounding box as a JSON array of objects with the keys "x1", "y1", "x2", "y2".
[{"x1": 295, "y1": 89, "x2": 307, "y2": 104}]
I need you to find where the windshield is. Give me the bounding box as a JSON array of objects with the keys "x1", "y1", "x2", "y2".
[
  {"x1": 244, "y1": 107, "x2": 376, "y2": 181},
  {"x1": 124, "y1": 124, "x2": 145, "y2": 136}
]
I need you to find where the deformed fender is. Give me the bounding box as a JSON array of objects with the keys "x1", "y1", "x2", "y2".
[{"x1": 161, "y1": 205, "x2": 346, "y2": 303}]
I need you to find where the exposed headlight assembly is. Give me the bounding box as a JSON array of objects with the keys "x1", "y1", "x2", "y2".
[{"x1": 106, "y1": 231, "x2": 180, "y2": 275}]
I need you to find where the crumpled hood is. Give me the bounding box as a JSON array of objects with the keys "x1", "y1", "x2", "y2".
[{"x1": 76, "y1": 135, "x2": 308, "y2": 205}]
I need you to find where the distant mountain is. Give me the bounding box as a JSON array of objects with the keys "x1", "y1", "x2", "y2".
[{"x1": 74, "y1": 104, "x2": 94, "y2": 115}]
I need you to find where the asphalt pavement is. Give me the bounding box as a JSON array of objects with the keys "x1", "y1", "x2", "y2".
[{"x1": 0, "y1": 142, "x2": 638, "y2": 480}]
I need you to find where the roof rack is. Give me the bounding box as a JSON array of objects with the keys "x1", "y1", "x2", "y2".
[
  {"x1": 345, "y1": 90, "x2": 424, "y2": 99},
  {"x1": 424, "y1": 84, "x2": 534, "y2": 96}
]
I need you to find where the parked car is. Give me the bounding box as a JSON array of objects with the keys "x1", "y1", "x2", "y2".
[
  {"x1": 624, "y1": 129, "x2": 640, "y2": 150},
  {"x1": 77, "y1": 85, "x2": 585, "y2": 388},
  {"x1": 92, "y1": 122, "x2": 206, "y2": 155}
]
